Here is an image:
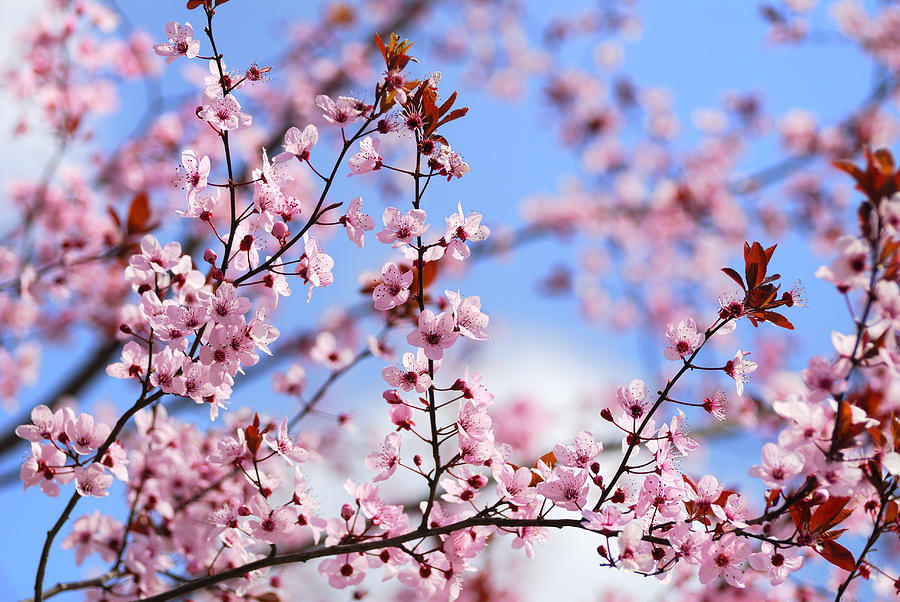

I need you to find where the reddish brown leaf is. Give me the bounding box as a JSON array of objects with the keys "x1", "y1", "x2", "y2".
[
  {"x1": 816, "y1": 539, "x2": 857, "y2": 572},
  {"x1": 810, "y1": 496, "x2": 851, "y2": 534},
  {"x1": 761, "y1": 311, "x2": 794, "y2": 330},
  {"x1": 126, "y1": 192, "x2": 151, "y2": 235},
  {"x1": 536, "y1": 450, "x2": 557, "y2": 469},
  {"x1": 721, "y1": 267, "x2": 745, "y2": 290}
]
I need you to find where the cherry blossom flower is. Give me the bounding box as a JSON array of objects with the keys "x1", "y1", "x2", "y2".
[
  {"x1": 129, "y1": 235, "x2": 182, "y2": 273},
  {"x1": 15, "y1": 404, "x2": 63, "y2": 442},
  {"x1": 664, "y1": 317, "x2": 704, "y2": 360},
  {"x1": 373, "y1": 262, "x2": 413, "y2": 310},
  {"x1": 62, "y1": 511, "x2": 122, "y2": 566},
  {"x1": 296, "y1": 235, "x2": 334, "y2": 301},
  {"x1": 724, "y1": 349, "x2": 758, "y2": 396},
  {"x1": 365, "y1": 432, "x2": 401, "y2": 482},
  {"x1": 208, "y1": 430, "x2": 248, "y2": 465},
  {"x1": 319, "y1": 555, "x2": 367, "y2": 589},
  {"x1": 616, "y1": 521, "x2": 654, "y2": 572},
  {"x1": 616, "y1": 378, "x2": 650, "y2": 420},
  {"x1": 74, "y1": 465, "x2": 113, "y2": 498},
  {"x1": 341, "y1": 197, "x2": 375, "y2": 247},
  {"x1": 275, "y1": 124, "x2": 318, "y2": 162},
  {"x1": 698, "y1": 533, "x2": 751, "y2": 588},
  {"x1": 201, "y1": 282, "x2": 250, "y2": 327},
  {"x1": 446, "y1": 290, "x2": 489, "y2": 340},
  {"x1": 748, "y1": 442, "x2": 804, "y2": 488},
  {"x1": 815, "y1": 235, "x2": 869, "y2": 292},
  {"x1": 309, "y1": 332, "x2": 354, "y2": 370},
  {"x1": 316, "y1": 94, "x2": 365, "y2": 125},
  {"x1": 382, "y1": 350, "x2": 431, "y2": 393},
  {"x1": 273, "y1": 363, "x2": 306, "y2": 396},
  {"x1": 536, "y1": 467, "x2": 588, "y2": 510},
  {"x1": 247, "y1": 495, "x2": 297, "y2": 544},
  {"x1": 65, "y1": 413, "x2": 110, "y2": 455},
  {"x1": 153, "y1": 22, "x2": 200, "y2": 63},
  {"x1": 376, "y1": 207, "x2": 428, "y2": 246},
  {"x1": 199, "y1": 92, "x2": 252, "y2": 131},
  {"x1": 442, "y1": 203, "x2": 490, "y2": 261},
  {"x1": 106, "y1": 342, "x2": 148, "y2": 380},
  {"x1": 554, "y1": 431, "x2": 601, "y2": 468},
  {"x1": 21, "y1": 442, "x2": 72, "y2": 497},
  {"x1": 174, "y1": 149, "x2": 209, "y2": 194},
  {"x1": 430, "y1": 144, "x2": 470, "y2": 180},
  {"x1": 702, "y1": 389, "x2": 728, "y2": 421},
  {"x1": 749, "y1": 542, "x2": 803, "y2": 585},
  {"x1": 348, "y1": 136, "x2": 381, "y2": 175},
  {"x1": 407, "y1": 309, "x2": 459, "y2": 360},
  {"x1": 265, "y1": 418, "x2": 309, "y2": 465}
]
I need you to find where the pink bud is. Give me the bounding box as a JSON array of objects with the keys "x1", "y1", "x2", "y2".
[
  {"x1": 272, "y1": 221, "x2": 289, "y2": 240},
  {"x1": 340, "y1": 504, "x2": 355, "y2": 520},
  {"x1": 383, "y1": 390, "x2": 403, "y2": 404},
  {"x1": 204, "y1": 248, "x2": 218, "y2": 263}
]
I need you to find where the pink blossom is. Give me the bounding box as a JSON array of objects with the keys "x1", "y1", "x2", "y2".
[
  {"x1": 62, "y1": 511, "x2": 122, "y2": 566},
  {"x1": 309, "y1": 332, "x2": 353, "y2": 370},
  {"x1": 749, "y1": 542, "x2": 803, "y2": 585},
  {"x1": 65, "y1": 413, "x2": 110, "y2": 455},
  {"x1": 748, "y1": 442, "x2": 805, "y2": 488},
  {"x1": 724, "y1": 350, "x2": 758, "y2": 396},
  {"x1": 664, "y1": 317, "x2": 704, "y2": 360},
  {"x1": 382, "y1": 350, "x2": 431, "y2": 393},
  {"x1": 616, "y1": 521, "x2": 654, "y2": 572},
  {"x1": 319, "y1": 555, "x2": 367, "y2": 589},
  {"x1": 803, "y1": 356, "x2": 848, "y2": 402},
  {"x1": 106, "y1": 342, "x2": 148, "y2": 380},
  {"x1": 273, "y1": 363, "x2": 306, "y2": 396},
  {"x1": 316, "y1": 94, "x2": 365, "y2": 125},
  {"x1": 365, "y1": 433, "x2": 401, "y2": 482},
  {"x1": 341, "y1": 196, "x2": 375, "y2": 247},
  {"x1": 15, "y1": 404, "x2": 63, "y2": 443},
  {"x1": 442, "y1": 202, "x2": 490, "y2": 261},
  {"x1": 616, "y1": 378, "x2": 649, "y2": 420},
  {"x1": 446, "y1": 289, "x2": 489, "y2": 340},
  {"x1": 702, "y1": 389, "x2": 728, "y2": 421},
  {"x1": 536, "y1": 467, "x2": 588, "y2": 511},
  {"x1": 73, "y1": 465, "x2": 113, "y2": 498},
  {"x1": 21, "y1": 442, "x2": 72, "y2": 497},
  {"x1": 265, "y1": 418, "x2": 309, "y2": 465},
  {"x1": 129, "y1": 235, "x2": 182, "y2": 273},
  {"x1": 373, "y1": 262, "x2": 413, "y2": 310},
  {"x1": 201, "y1": 282, "x2": 250, "y2": 327},
  {"x1": 348, "y1": 136, "x2": 381, "y2": 175},
  {"x1": 815, "y1": 236, "x2": 869, "y2": 291},
  {"x1": 698, "y1": 533, "x2": 751, "y2": 588},
  {"x1": 199, "y1": 92, "x2": 252, "y2": 131},
  {"x1": 153, "y1": 22, "x2": 200, "y2": 63},
  {"x1": 375, "y1": 207, "x2": 428, "y2": 246},
  {"x1": 275, "y1": 124, "x2": 318, "y2": 162},
  {"x1": 174, "y1": 149, "x2": 209, "y2": 194},
  {"x1": 296, "y1": 235, "x2": 334, "y2": 301},
  {"x1": 407, "y1": 309, "x2": 459, "y2": 361},
  {"x1": 554, "y1": 431, "x2": 602, "y2": 468}
]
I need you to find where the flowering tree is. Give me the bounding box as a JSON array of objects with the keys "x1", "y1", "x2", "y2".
[{"x1": 5, "y1": 0, "x2": 900, "y2": 600}]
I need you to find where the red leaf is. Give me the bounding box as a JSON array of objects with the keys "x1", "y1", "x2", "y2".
[
  {"x1": 126, "y1": 192, "x2": 151, "y2": 235},
  {"x1": 810, "y1": 496, "x2": 851, "y2": 534},
  {"x1": 761, "y1": 311, "x2": 794, "y2": 330},
  {"x1": 721, "y1": 267, "x2": 745, "y2": 290},
  {"x1": 816, "y1": 539, "x2": 856, "y2": 572}
]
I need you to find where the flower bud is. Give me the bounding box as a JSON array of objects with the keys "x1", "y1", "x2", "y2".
[
  {"x1": 383, "y1": 389, "x2": 403, "y2": 404},
  {"x1": 203, "y1": 248, "x2": 218, "y2": 263},
  {"x1": 600, "y1": 408, "x2": 614, "y2": 422},
  {"x1": 272, "y1": 221, "x2": 289, "y2": 240},
  {"x1": 340, "y1": 504, "x2": 355, "y2": 520}
]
